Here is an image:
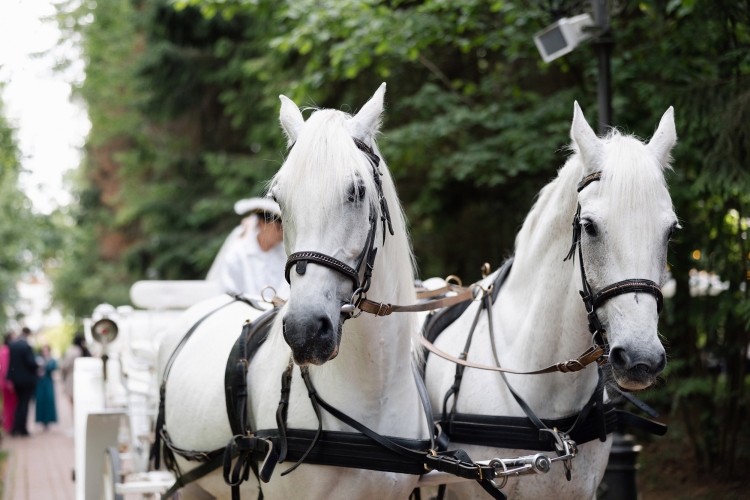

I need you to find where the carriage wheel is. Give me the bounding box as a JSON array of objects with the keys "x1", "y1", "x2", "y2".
[{"x1": 102, "y1": 446, "x2": 124, "y2": 500}]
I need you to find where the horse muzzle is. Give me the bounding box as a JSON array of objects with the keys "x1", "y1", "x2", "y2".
[
  {"x1": 282, "y1": 311, "x2": 341, "y2": 366},
  {"x1": 608, "y1": 343, "x2": 666, "y2": 390}
]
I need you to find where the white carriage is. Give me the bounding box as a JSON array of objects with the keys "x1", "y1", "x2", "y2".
[{"x1": 73, "y1": 279, "x2": 220, "y2": 500}]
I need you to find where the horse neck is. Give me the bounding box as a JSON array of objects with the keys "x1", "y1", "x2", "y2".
[{"x1": 498, "y1": 156, "x2": 599, "y2": 410}]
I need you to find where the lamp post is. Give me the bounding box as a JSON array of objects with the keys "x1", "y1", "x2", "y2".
[
  {"x1": 533, "y1": 3, "x2": 644, "y2": 499},
  {"x1": 592, "y1": 0, "x2": 613, "y2": 134}
]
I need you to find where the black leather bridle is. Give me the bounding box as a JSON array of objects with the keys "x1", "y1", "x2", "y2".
[
  {"x1": 283, "y1": 138, "x2": 394, "y2": 318},
  {"x1": 564, "y1": 171, "x2": 664, "y2": 350}
]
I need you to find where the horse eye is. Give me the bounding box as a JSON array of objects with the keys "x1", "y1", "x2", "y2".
[
  {"x1": 347, "y1": 183, "x2": 366, "y2": 203},
  {"x1": 582, "y1": 220, "x2": 598, "y2": 237},
  {"x1": 668, "y1": 224, "x2": 677, "y2": 239}
]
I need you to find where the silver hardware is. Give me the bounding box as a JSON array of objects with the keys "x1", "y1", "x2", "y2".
[
  {"x1": 260, "y1": 286, "x2": 277, "y2": 304},
  {"x1": 340, "y1": 304, "x2": 355, "y2": 314}
]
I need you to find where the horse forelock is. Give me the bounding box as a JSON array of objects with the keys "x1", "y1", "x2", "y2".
[{"x1": 598, "y1": 130, "x2": 672, "y2": 222}]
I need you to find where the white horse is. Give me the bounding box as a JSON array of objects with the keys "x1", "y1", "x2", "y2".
[
  {"x1": 158, "y1": 83, "x2": 429, "y2": 500},
  {"x1": 425, "y1": 103, "x2": 677, "y2": 499}
]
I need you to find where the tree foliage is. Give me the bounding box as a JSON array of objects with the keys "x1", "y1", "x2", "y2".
[
  {"x1": 55, "y1": 0, "x2": 750, "y2": 472},
  {"x1": 0, "y1": 90, "x2": 52, "y2": 328}
]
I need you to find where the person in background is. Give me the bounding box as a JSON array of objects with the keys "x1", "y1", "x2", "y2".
[
  {"x1": 0, "y1": 332, "x2": 17, "y2": 433},
  {"x1": 218, "y1": 197, "x2": 289, "y2": 299},
  {"x1": 7, "y1": 327, "x2": 38, "y2": 436},
  {"x1": 61, "y1": 334, "x2": 90, "y2": 407},
  {"x1": 35, "y1": 345, "x2": 57, "y2": 429}
]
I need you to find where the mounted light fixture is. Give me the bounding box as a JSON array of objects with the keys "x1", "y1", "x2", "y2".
[
  {"x1": 533, "y1": 13, "x2": 595, "y2": 63},
  {"x1": 91, "y1": 318, "x2": 119, "y2": 344}
]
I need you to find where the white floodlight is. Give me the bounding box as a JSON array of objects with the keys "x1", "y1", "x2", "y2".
[{"x1": 533, "y1": 14, "x2": 596, "y2": 63}]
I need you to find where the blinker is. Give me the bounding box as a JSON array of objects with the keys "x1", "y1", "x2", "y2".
[{"x1": 296, "y1": 260, "x2": 307, "y2": 275}]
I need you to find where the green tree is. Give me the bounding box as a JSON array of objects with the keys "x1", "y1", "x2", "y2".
[{"x1": 0, "y1": 89, "x2": 51, "y2": 328}]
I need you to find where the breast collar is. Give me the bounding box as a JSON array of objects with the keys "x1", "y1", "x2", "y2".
[
  {"x1": 284, "y1": 137, "x2": 394, "y2": 320},
  {"x1": 564, "y1": 171, "x2": 664, "y2": 351}
]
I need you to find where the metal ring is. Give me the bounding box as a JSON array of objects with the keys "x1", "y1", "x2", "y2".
[
  {"x1": 349, "y1": 287, "x2": 365, "y2": 306},
  {"x1": 481, "y1": 262, "x2": 491, "y2": 279},
  {"x1": 470, "y1": 283, "x2": 493, "y2": 302},
  {"x1": 260, "y1": 286, "x2": 277, "y2": 304},
  {"x1": 445, "y1": 275, "x2": 463, "y2": 287},
  {"x1": 489, "y1": 458, "x2": 509, "y2": 490}
]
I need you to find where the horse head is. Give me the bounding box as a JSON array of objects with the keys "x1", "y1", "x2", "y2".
[
  {"x1": 271, "y1": 84, "x2": 393, "y2": 366},
  {"x1": 570, "y1": 103, "x2": 678, "y2": 391}
]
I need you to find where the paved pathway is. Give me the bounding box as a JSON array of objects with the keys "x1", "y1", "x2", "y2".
[{"x1": 2, "y1": 372, "x2": 76, "y2": 500}]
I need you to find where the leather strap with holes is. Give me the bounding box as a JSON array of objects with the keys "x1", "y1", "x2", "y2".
[{"x1": 358, "y1": 285, "x2": 476, "y2": 316}]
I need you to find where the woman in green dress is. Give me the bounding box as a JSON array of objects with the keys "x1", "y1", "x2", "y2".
[{"x1": 35, "y1": 345, "x2": 57, "y2": 428}]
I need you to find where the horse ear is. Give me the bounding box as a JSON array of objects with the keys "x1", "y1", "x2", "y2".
[
  {"x1": 570, "y1": 101, "x2": 601, "y2": 175},
  {"x1": 648, "y1": 107, "x2": 677, "y2": 167},
  {"x1": 279, "y1": 95, "x2": 305, "y2": 146},
  {"x1": 349, "y1": 83, "x2": 386, "y2": 143}
]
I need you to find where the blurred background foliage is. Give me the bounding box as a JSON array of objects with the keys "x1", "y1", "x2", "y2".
[
  {"x1": 42, "y1": 0, "x2": 749, "y2": 488},
  {"x1": 0, "y1": 90, "x2": 59, "y2": 328}
]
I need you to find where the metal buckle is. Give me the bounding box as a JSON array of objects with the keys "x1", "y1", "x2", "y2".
[
  {"x1": 375, "y1": 302, "x2": 390, "y2": 316},
  {"x1": 560, "y1": 359, "x2": 586, "y2": 372},
  {"x1": 424, "y1": 449, "x2": 438, "y2": 472}
]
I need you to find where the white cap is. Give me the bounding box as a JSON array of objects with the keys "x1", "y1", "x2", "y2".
[{"x1": 234, "y1": 197, "x2": 282, "y2": 217}]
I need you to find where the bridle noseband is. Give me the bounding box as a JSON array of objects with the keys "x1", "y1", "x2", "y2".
[
  {"x1": 564, "y1": 171, "x2": 664, "y2": 349},
  {"x1": 284, "y1": 138, "x2": 394, "y2": 319}
]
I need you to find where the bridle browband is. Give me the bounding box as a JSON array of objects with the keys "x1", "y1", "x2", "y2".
[
  {"x1": 284, "y1": 137, "x2": 394, "y2": 319},
  {"x1": 564, "y1": 170, "x2": 664, "y2": 349}
]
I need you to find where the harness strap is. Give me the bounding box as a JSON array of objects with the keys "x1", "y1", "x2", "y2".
[
  {"x1": 412, "y1": 362, "x2": 437, "y2": 451},
  {"x1": 419, "y1": 335, "x2": 605, "y2": 375},
  {"x1": 161, "y1": 453, "x2": 227, "y2": 500},
  {"x1": 275, "y1": 361, "x2": 293, "y2": 463},
  {"x1": 592, "y1": 279, "x2": 664, "y2": 313},
  {"x1": 286, "y1": 366, "x2": 505, "y2": 499},
  {"x1": 441, "y1": 302, "x2": 485, "y2": 429},
  {"x1": 358, "y1": 283, "x2": 476, "y2": 316},
  {"x1": 285, "y1": 251, "x2": 359, "y2": 288},
  {"x1": 279, "y1": 367, "x2": 323, "y2": 476},
  {"x1": 152, "y1": 297, "x2": 243, "y2": 469}
]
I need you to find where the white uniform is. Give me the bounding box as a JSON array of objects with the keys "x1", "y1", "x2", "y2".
[{"x1": 218, "y1": 223, "x2": 289, "y2": 299}]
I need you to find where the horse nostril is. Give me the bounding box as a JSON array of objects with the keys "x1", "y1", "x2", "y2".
[
  {"x1": 318, "y1": 315, "x2": 333, "y2": 338},
  {"x1": 634, "y1": 363, "x2": 651, "y2": 373},
  {"x1": 609, "y1": 347, "x2": 632, "y2": 370}
]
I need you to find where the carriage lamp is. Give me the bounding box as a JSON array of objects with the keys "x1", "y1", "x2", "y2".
[
  {"x1": 533, "y1": 13, "x2": 595, "y2": 63},
  {"x1": 92, "y1": 317, "x2": 119, "y2": 383},
  {"x1": 92, "y1": 317, "x2": 119, "y2": 344}
]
